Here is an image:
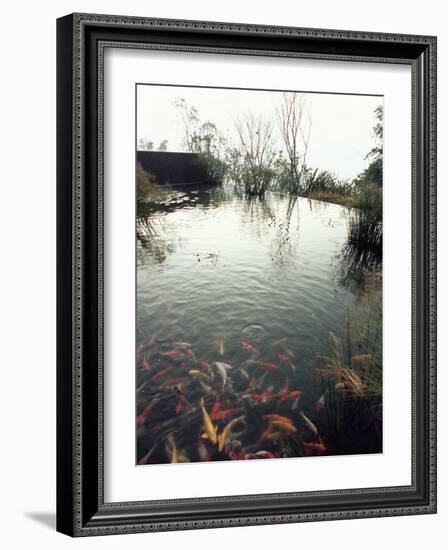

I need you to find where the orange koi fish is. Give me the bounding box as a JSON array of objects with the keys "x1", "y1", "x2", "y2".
[
  {"x1": 255, "y1": 362, "x2": 278, "y2": 371},
  {"x1": 175, "y1": 401, "x2": 184, "y2": 415},
  {"x1": 160, "y1": 350, "x2": 184, "y2": 359},
  {"x1": 279, "y1": 390, "x2": 302, "y2": 403},
  {"x1": 302, "y1": 441, "x2": 327, "y2": 456},
  {"x1": 263, "y1": 414, "x2": 295, "y2": 426},
  {"x1": 152, "y1": 365, "x2": 175, "y2": 381},
  {"x1": 269, "y1": 420, "x2": 297, "y2": 434},
  {"x1": 136, "y1": 400, "x2": 157, "y2": 429},
  {"x1": 143, "y1": 355, "x2": 151, "y2": 371},
  {"x1": 241, "y1": 340, "x2": 257, "y2": 354},
  {"x1": 272, "y1": 337, "x2": 289, "y2": 347},
  {"x1": 211, "y1": 407, "x2": 240, "y2": 421}
]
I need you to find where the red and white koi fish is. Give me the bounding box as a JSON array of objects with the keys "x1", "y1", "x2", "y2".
[{"x1": 241, "y1": 340, "x2": 257, "y2": 354}]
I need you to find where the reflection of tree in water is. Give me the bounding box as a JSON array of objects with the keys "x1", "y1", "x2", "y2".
[
  {"x1": 137, "y1": 214, "x2": 176, "y2": 266},
  {"x1": 337, "y1": 210, "x2": 382, "y2": 292},
  {"x1": 240, "y1": 195, "x2": 276, "y2": 238},
  {"x1": 238, "y1": 194, "x2": 301, "y2": 270},
  {"x1": 270, "y1": 196, "x2": 300, "y2": 269}
]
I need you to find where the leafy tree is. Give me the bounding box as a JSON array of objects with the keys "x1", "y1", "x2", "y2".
[
  {"x1": 174, "y1": 98, "x2": 227, "y2": 183},
  {"x1": 355, "y1": 105, "x2": 383, "y2": 188}
]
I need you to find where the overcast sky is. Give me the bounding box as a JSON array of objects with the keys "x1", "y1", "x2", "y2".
[{"x1": 137, "y1": 84, "x2": 382, "y2": 180}]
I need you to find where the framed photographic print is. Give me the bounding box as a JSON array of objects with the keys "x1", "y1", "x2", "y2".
[{"x1": 56, "y1": 13, "x2": 437, "y2": 536}]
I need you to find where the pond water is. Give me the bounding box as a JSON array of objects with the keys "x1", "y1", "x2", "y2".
[{"x1": 136, "y1": 185, "x2": 382, "y2": 465}]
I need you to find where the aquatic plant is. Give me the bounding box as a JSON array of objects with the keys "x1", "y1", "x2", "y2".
[{"x1": 137, "y1": 162, "x2": 158, "y2": 199}]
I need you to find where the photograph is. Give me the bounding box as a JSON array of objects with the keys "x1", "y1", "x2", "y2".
[{"x1": 135, "y1": 84, "x2": 384, "y2": 466}]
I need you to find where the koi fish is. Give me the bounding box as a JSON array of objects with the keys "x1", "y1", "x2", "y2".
[
  {"x1": 241, "y1": 340, "x2": 257, "y2": 354},
  {"x1": 175, "y1": 400, "x2": 184, "y2": 415},
  {"x1": 302, "y1": 441, "x2": 327, "y2": 456},
  {"x1": 137, "y1": 443, "x2": 156, "y2": 465},
  {"x1": 213, "y1": 362, "x2": 233, "y2": 390},
  {"x1": 198, "y1": 360, "x2": 214, "y2": 380},
  {"x1": 255, "y1": 362, "x2": 278, "y2": 371},
  {"x1": 200, "y1": 398, "x2": 217, "y2": 445},
  {"x1": 263, "y1": 430, "x2": 289, "y2": 442},
  {"x1": 263, "y1": 414, "x2": 295, "y2": 426},
  {"x1": 316, "y1": 395, "x2": 325, "y2": 413},
  {"x1": 147, "y1": 335, "x2": 156, "y2": 347},
  {"x1": 272, "y1": 337, "x2": 289, "y2": 347},
  {"x1": 275, "y1": 353, "x2": 296, "y2": 373},
  {"x1": 218, "y1": 416, "x2": 245, "y2": 451},
  {"x1": 217, "y1": 340, "x2": 225, "y2": 356},
  {"x1": 229, "y1": 450, "x2": 246, "y2": 460},
  {"x1": 197, "y1": 436, "x2": 210, "y2": 462},
  {"x1": 245, "y1": 450, "x2": 276, "y2": 459},
  {"x1": 188, "y1": 369, "x2": 209, "y2": 380},
  {"x1": 136, "y1": 344, "x2": 145, "y2": 355},
  {"x1": 211, "y1": 407, "x2": 240, "y2": 421},
  {"x1": 249, "y1": 392, "x2": 277, "y2": 403},
  {"x1": 166, "y1": 434, "x2": 178, "y2": 463},
  {"x1": 279, "y1": 390, "x2": 302, "y2": 403},
  {"x1": 269, "y1": 420, "x2": 297, "y2": 434},
  {"x1": 152, "y1": 365, "x2": 175, "y2": 381},
  {"x1": 171, "y1": 441, "x2": 178, "y2": 463},
  {"x1": 143, "y1": 355, "x2": 151, "y2": 371},
  {"x1": 136, "y1": 399, "x2": 157, "y2": 429},
  {"x1": 199, "y1": 360, "x2": 211, "y2": 371},
  {"x1": 172, "y1": 341, "x2": 192, "y2": 349},
  {"x1": 292, "y1": 396, "x2": 301, "y2": 411},
  {"x1": 300, "y1": 411, "x2": 319, "y2": 436}
]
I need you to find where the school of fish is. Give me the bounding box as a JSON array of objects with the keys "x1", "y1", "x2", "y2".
[{"x1": 136, "y1": 335, "x2": 330, "y2": 465}]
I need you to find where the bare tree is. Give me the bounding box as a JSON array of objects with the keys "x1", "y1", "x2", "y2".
[
  {"x1": 234, "y1": 112, "x2": 277, "y2": 196},
  {"x1": 278, "y1": 93, "x2": 312, "y2": 193},
  {"x1": 174, "y1": 97, "x2": 199, "y2": 151}
]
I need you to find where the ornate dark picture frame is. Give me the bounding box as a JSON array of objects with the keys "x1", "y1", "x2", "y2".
[{"x1": 56, "y1": 13, "x2": 437, "y2": 537}]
